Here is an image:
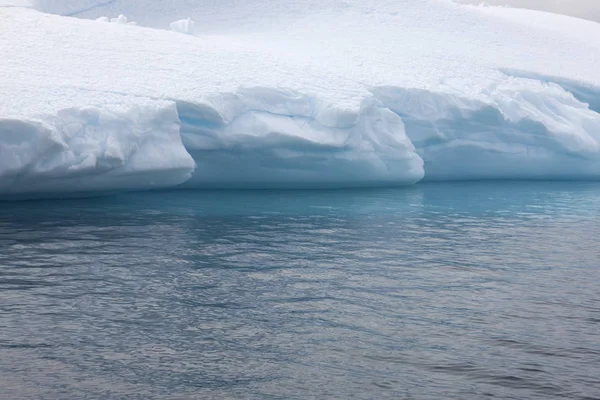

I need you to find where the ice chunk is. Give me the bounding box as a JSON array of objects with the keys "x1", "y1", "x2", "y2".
[
  {"x1": 373, "y1": 77, "x2": 600, "y2": 180},
  {"x1": 0, "y1": 98, "x2": 195, "y2": 197},
  {"x1": 170, "y1": 18, "x2": 195, "y2": 35}
]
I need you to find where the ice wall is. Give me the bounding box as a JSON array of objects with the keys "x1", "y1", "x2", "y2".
[{"x1": 0, "y1": 98, "x2": 195, "y2": 197}]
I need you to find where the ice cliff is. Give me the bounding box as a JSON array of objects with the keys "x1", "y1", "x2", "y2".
[{"x1": 1, "y1": 0, "x2": 600, "y2": 197}]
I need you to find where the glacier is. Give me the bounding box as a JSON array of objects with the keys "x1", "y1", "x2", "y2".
[{"x1": 1, "y1": 0, "x2": 600, "y2": 198}]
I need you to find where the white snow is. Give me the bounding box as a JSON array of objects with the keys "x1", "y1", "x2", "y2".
[
  {"x1": 95, "y1": 14, "x2": 136, "y2": 25},
  {"x1": 110, "y1": 14, "x2": 126, "y2": 24},
  {"x1": 456, "y1": 0, "x2": 600, "y2": 23},
  {"x1": 1, "y1": 0, "x2": 600, "y2": 197}
]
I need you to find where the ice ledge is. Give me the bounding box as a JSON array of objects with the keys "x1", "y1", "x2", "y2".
[
  {"x1": 373, "y1": 75, "x2": 600, "y2": 181},
  {"x1": 174, "y1": 87, "x2": 424, "y2": 189},
  {"x1": 2, "y1": 76, "x2": 600, "y2": 199},
  {"x1": 0, "y1": 101, "x2": 195, "y2": 197}
]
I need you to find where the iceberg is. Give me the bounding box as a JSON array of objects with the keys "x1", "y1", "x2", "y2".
[{"x1": 1, "y1": 0, "x2": 600, "y2": 197}]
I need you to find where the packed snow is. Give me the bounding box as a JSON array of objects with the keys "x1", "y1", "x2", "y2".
[{"x1": 1, "y1": 0, "x2": 600, "y2": 197}]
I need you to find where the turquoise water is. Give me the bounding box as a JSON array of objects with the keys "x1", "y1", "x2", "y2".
[{"x1": 1, "y1": 182, "x2": 599, "y2": 399}]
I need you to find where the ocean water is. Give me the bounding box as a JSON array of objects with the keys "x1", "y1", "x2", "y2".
[{"x1": 1, "y1": 182, "x2": 599, "y2": 400}]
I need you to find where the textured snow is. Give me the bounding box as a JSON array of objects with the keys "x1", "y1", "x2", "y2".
[{"x1": 1, "y1": 0, "x2": 600, "y2": 197}]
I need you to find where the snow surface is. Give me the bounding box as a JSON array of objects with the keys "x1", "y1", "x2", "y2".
[{"x1": 1, "y1": 0, "x2": 600, "y2": 197}]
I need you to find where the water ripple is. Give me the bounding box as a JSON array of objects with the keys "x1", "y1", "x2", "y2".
[{"x1": 1, "y1": 182, "x2": 599, "y2": 399}]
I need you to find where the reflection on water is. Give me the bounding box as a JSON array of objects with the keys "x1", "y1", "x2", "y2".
[{"x1": 1, "y1": 182, "x2": 599, "y2": 399}]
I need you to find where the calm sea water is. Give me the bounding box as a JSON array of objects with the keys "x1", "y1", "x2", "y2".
[{"x1": 1, "y1": 182, "x2": 599, "y2": 400}]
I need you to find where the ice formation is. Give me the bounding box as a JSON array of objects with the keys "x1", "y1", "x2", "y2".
[
  {"x1": 1, "y1": 0, "x2": 600, "y2": 197},
  {"x1": 170, "y1": 18, "x2": 195, "y2": 35},
  {"x1": 0, "y1": 93, "x2": 195, "y2": 197}
]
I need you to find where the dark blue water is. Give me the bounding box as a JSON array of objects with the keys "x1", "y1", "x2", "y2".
[{"x1": 1, "y1": 182, "x2": 599, "y2": 400}]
